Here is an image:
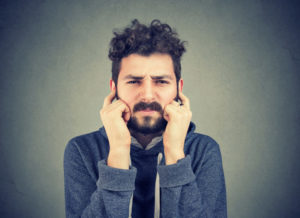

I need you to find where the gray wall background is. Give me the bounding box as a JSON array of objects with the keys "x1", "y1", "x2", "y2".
[{"x1": 1, "y1": 0, "x2": 299, "y2": 217}]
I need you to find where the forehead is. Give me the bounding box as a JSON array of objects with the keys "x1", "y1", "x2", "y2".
[{"x1": 119, "y1": 53, "x2": 175, "y2": 79}]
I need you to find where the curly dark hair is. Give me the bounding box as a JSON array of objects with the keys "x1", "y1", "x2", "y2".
[{"x1": 108, "y1": 19, "x2": 186, "y2": 84}]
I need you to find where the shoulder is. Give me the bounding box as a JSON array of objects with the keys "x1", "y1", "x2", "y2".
[
  {"x1": 185, "y1": 132, "x2": 223, "y2": 168},
  {"x1": 67, "y1": 129, "x2": 101, "y2": 146},
  {"x1": 186, "y1": 132, "x2": 220, "y2": 151},
  {"x1": 64, "y1": 127, "x2": 109, "y2": 161},
  {"x1": 186, "y1": 122, "x2": 219, "y2": 147},
  {"x1": 185, "y1": 122, "x2": 221, "y2": 155}
]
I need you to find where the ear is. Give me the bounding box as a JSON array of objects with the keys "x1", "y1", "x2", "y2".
[
  {"x1": 178, "y1": 79, "x2": 183, "y2": 92},
  {"x1": 110, "y1": 79, "x2": 116, "y2": 91}
]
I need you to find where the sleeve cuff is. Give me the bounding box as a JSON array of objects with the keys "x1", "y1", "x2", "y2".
[
  {"x1": 97, "y1": 159, "x2": 137, "y2": 191},
  {"x1": 157, "y1": 155, "x2": 196, "y2": 188}
]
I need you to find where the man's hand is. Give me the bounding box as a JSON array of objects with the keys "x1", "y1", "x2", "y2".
[
  {"x1": 163, "y1": 91, "x2": 192, "y2": 165},
  {"x1": 100, "y1": 90, "x2": 131, "y2": 169}
]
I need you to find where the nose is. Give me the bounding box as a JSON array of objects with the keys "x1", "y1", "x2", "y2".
[{"x1": 140, "y1": 79, "x2": 155, "y2": 102}]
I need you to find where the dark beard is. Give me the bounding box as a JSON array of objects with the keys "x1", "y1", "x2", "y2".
[
  {"x1": 115, "y1": 88, "x2": 179, "y2": 134},
  {"x1": 127, "y1": 101, "x2": 167, "y2": 134},
  {"x1": 127, "y1": 114, "x2": 167, "y2": 134}
]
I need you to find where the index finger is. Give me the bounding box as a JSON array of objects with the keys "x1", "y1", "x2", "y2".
[
  {"x1": 178, "y1": 90, "x2": 190, "y2": 109},
  {"x1": 103, "y1": 89, "x2": 116, "y2": 107}
]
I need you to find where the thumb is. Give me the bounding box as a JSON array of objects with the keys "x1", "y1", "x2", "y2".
[
  {"x1": 123, "y1": 105, "x2": 131, "y2": 123},
  {"x1": 163, "y1": 108, "x2": 170, "y2": 122}
]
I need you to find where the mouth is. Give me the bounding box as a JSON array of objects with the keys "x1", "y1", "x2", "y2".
[{"x1": 137, "y1": 109, "x2": 158, "y2": 115}]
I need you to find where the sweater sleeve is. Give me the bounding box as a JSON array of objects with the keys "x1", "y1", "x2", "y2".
[
  {"x1": 157, "y1": 139, "x2": 227, "y2": 218},
  {"x1": 63, "y1": 140, "x2": 136, "y2": 218}
]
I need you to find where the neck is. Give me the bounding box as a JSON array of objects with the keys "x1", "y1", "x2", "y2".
[{"x1": 130, "y1": 129, "x2": 163, "y2": 148}]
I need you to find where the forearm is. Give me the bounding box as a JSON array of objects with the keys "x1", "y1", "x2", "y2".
[
  {"x1": 107, "y1": 147, "x2": 130, "y2": 169},
  {"x1": 163, "y1": 146, "x2": 185, "y2": 165},
  {"x1": 64, "y1": 142, "x2": 136, "y2": 218},
  {"x1": 81, "y1": 160, "x2": 136, "y2": 217},
  {"x1": 157, "y1": 155, "x2": 227, "y2": 218}
]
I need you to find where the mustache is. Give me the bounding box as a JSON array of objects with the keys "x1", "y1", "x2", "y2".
[{"x1": 133, "y1": 102, "x2": 163, "y2": 113}]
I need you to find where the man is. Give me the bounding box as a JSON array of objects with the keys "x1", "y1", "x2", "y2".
[{"x1": 64, "y1": 19, "x2": 227, "y2": 218}]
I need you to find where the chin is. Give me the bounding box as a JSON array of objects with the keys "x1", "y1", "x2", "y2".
[{"x1": 127, "y1": 116, "x2": 167, "y2": 134}]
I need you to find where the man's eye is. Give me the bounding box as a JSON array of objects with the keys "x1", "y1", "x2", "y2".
[
  {"x1": 128, "y1": 80, "x2": 140, "y2": 84},
  {"x1": 156, "y1": 80, "x2": 169, "y2": 84}
]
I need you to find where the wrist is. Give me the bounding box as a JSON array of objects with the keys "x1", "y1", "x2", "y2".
[
  {"x1": 107, "y1": 148, "x2": 130, "y2": 169},
  {"x1": 164, "y1": 148, "x2": 185, "y2": 165}
]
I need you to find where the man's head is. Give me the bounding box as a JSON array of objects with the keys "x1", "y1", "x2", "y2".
[{"x1": 108, "y1": 19, "x2": 186, "y2": 134}]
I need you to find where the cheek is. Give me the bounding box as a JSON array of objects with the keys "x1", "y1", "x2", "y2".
[
  {"x1": 117, "y1": 86, "x2": 137, "y2": 107},
  {"x1": 159, "y1": 87, "x2": 178, "y2": 105}
]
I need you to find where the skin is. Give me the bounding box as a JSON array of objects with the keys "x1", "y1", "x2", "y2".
[{"x1": 100, "y1": 53, "x2": 192, "y2": 169}]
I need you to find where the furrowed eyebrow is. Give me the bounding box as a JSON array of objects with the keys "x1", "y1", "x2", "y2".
[
  {"x1": 122, "y1": 74, "x2": 173, "y2": 80},
  {"x1": 123, "y1": 75, "x2": 144, "y2": 80},
  {"x1": 151, "y1": 75, "x2": 173, "y2": 80}
]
